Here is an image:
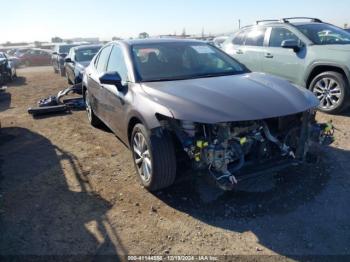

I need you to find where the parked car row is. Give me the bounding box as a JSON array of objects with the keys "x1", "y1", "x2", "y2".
[
  {"x1": 64, "y1": 45, "x2": 102, "y2": 93},
  {"x1": 1, "y1": 48, "x2": 53, "y2": 68},
  {"x1": 222, "y1": 17, "x2": 350, "y2": 114},
  {"x1": 50, "y1": 43, "x2": 102, "y2": 94},
  {"x1": 52, "y1": 44, "x2": 80, "y2": 76},
  {"x1": 17, "y1": 49, "x2": 52, "y2": 67}
]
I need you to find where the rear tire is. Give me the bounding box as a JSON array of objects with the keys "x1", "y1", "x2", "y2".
[
  {"x1": 309, "y1": 71, "x2": 349, "y2": 114},
  {"x1": 84, "y1": 89, "x2": 102, "y2": 127},
  {"x1": 131, "y1": 124, "x2": 177, "y2": 191}
]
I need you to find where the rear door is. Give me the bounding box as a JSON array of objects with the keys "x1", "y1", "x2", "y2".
[
  {"x1": 239, "y1": 27, "x2": 267, "y2": 72},
  {"x1": 87, "y1": 45, "x2": 113, "y2": 122},
  {"x1": 261, "y1": 26, "x2": 306, "y2": 83},
  {"x1": 224, "y1": 30, "x2": 249, "y2": 65}
]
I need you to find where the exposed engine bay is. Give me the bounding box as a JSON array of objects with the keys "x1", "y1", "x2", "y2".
[{"x1": 161, "y1": 111, "x2": 334, "y2": 190}]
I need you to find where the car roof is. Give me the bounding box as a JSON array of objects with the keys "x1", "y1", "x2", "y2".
[
  {"x1": 241, "y1": 21, "x2": 326, "y2": 31},
  {"x1": 119, "y1": 38, "x2": 205, "y2": 46},
  {"x1": 72, "y1": 44, "x2": 102, "y2": 51}
]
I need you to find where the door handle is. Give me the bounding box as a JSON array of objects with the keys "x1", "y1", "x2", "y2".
[
  {"x1": 236, "y1": 49, "x2": 244, "y2": 54},
  {"x1": 265, "y1": 53, "x2": 274, "y2": 58}
]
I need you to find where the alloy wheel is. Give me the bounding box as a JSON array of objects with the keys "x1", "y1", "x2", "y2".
[
  {"x1": 313, "y1": 77, "x2": 342, "y2": 110},
  {"x1": 133, "y1": 132, "x2": 152, "y2": 183}
]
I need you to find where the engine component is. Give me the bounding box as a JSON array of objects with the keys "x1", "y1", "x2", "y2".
[
  {"x1": 261, "y1": 121, "x2": 295, "y2": 158},
  {"x1": 310, "y1": 122, "x2": 335, "y2": 146},
  {"x1": 173, "y1": 114, "x2": 334, "y2": 191},
  {"x1": 181, "y1": 121, "x2": 196, "y2": 137}
]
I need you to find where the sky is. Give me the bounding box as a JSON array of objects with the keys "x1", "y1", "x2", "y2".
[{"x1": 2, "y1": 0, "x2": 350, "y2": 43}]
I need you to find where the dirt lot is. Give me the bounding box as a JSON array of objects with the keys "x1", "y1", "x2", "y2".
[{"x1": 0, "y1": 67, "x2": 350, "y2": 260}]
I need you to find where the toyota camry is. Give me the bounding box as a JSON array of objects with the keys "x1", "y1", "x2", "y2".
[{"x1": 82, "y1": 39, "x2": 334, "y2": 191}]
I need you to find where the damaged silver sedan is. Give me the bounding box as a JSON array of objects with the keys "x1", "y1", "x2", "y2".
[{"x1": 83, "y1": 39, "x2": 334, "y2": 191}]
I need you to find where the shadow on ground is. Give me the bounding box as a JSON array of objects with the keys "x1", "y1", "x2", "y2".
[
  {"x1": 8, "y1": 76, "x2": 27, "y2": 87},
  {"x1": 157, "y1": 148, "x2": 350, "y2": 256},
  {"x1": 0, "y1": 127, "x2": 126, "y2": 258},
  {"x1": 338, "y1": 107, "x2": 350, "y2": 117},
  {"x1": 0, "y1": 91, "x2": 11, "y2": 113}
]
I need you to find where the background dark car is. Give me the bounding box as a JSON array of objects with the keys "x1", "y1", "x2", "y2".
[
  {"x1": 18, "y1": 49, "x2": 52, "y2": 67},
  {"x1": 52, "y1": 44, "x2": 79, "y2": 76},
  {"x1": 64, "y1": 45, "x2": 101, "y2": 92},
  {"x1": 0, "y1": 52, "x2": 17, "y2": 84}
]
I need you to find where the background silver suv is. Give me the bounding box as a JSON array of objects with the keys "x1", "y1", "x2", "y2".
[{"x1": 222, "y1": 17, "x2": 350, "y2": 114}]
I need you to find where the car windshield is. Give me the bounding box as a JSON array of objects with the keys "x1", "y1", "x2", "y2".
[
  {"x1": 296, "y1": 24, "x2": 350, "y2": 45},
  {"x1": 0, "y1": 53, "x2": 5, "y2": 58},
  {"x1": 132, "y1": 42, "x2": 245, "y2": 82},
  {"x1": 75, "y1": 47, "x2": 100, "y2": 62},
  {"x1": 59, "y1": 45, "x2": 77, "y2": 54}
]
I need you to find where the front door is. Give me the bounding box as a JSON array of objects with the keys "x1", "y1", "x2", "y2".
[
  {"x1": 88, "y1": 45, "x2": 113, "y2": 122},
  {"x1": 102, "y1": 44, "x2": 130, "y2": 134},
  {"x1": 262, "y1": 27, "x2": 306, "y2": 84}
]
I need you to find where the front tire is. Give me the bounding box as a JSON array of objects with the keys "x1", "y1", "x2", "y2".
[
  {"x1": 131, "y1": 124, "x2": 177, "y2": 191},
  {"x1": 310, "y1": 71, "x2": 349, "y2": 114}
]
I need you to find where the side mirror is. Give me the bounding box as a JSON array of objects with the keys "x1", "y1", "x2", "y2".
[
  {"x1": 99, "y1": 71, "x2": 123, "y2": 89},
  {"x1": 52, "y1": 52, "x2": 58, "y2": 55},
  {"x1": 64, "y1": 57, "x2": 73, "y2": 63},
  {"x1": 281, "y1": 39, "x2": 302, "y2": 52}
]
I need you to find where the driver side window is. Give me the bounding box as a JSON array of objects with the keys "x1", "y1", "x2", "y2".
[
  {"x1": 269, "y1": 27, "x2": 299, "y2": 47},
  {"x1": 96, "y1": 45, "x2": 113, "y2": 73},
  {"x1": 106, "y1": 45, "x2": 128, "y2": 82}
]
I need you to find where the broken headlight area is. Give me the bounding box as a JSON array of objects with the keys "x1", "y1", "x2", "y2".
[{"x1": 162, "y1": 111, "x2": 334, "y2": 191}]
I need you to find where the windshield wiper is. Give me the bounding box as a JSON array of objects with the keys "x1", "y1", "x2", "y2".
[
  {"x1": 141, "y1": 71, "x2": 242, "y2": 82},
  {"x1": 141, "y1": 77, "x2": 191, "y2": 82},
  {"x1": 188, "y1": 71, "x2": 241, "y2": 79}
]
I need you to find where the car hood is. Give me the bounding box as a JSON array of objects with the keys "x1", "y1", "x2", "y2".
[{"x1": 141, "y1": 72, "x2": 319, "y2": 123}]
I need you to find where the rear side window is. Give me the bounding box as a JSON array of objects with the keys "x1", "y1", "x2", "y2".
[
  {"x1": 244, "y1": 28, "x2": 267, "y2": 46},
  {"x1": 96, "y1": 45, "x2": 113, "y2": 73},
  {"x1": 232, "y1": 31, "x2": 246, "y2": 45},
  {"x1": 269, "y1": 27, "x2": 299, "y2": 47}
]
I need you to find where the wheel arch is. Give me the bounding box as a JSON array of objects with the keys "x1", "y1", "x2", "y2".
[
  {"x1": 305, "y1": 63, "x2": 350, "y2": 89},
  {"x1": 127, "y1": 116, "x2": 143, "y2": 145}
]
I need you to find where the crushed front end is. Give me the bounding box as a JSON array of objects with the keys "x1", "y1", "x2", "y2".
[{"x1": 161, "y1": 111, "x2": 334, "y2": 191}]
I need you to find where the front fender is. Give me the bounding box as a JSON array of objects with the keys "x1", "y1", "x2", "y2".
[{"x1": 122, "y1": 84, "x2": 174, "y2": 145}]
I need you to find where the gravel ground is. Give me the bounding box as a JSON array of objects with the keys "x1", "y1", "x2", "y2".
[{"x1": 0, "y1": 67, "x2": 349, "y2": 261}]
